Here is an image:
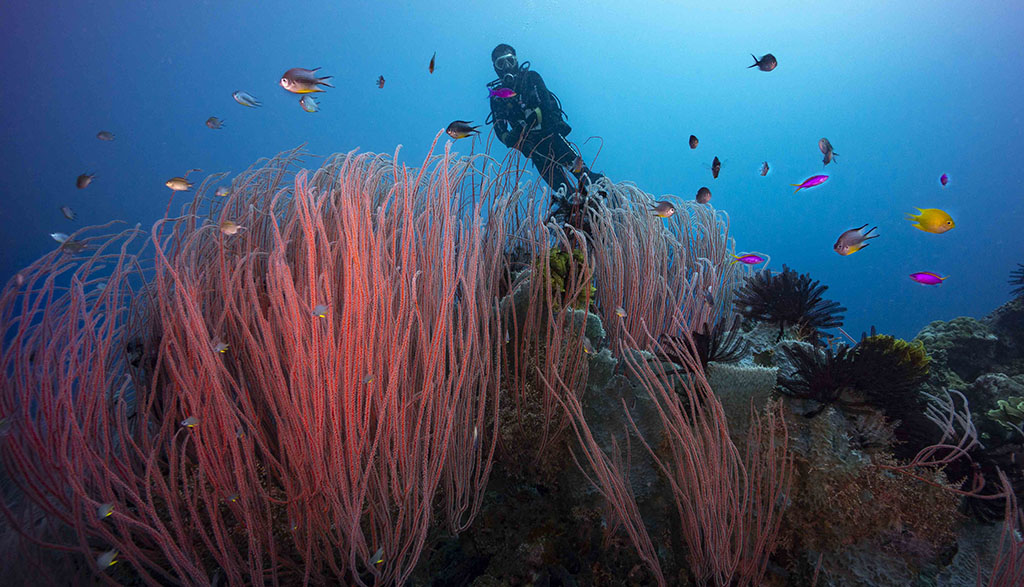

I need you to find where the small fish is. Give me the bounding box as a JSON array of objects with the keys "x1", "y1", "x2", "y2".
[
  {"x1": 446, "y1": 120, "x2": 480, "y2": 139},
  {"x1": 60, "y1": 205, "x2": 77, "y2": 220},
  {"x1": 748, "y1": 53, "x2": 778, "y2": 71},
  {"x1": 96, "y1": 131, "x2": 115, "y2": 141},
  {"x1": 582, "y1": 337, "x2": 595, "y2": 354},
  {"x1": 376, "y1": 75, "x2": 385, "y2": 89},
  {"x1": 97, "y1": 502, "x2": 114, "y2": 519},
  {"x1": 429, "y1": 52, "x2": 436, "y2": 74},
  {"x1": 166, "y1": 177, "x2": 193, "y2": 191},
  {"x1": 702, "y1": 285, "x2": 715, "y2": 307},
  {"x1": 940, "y1": 173, "x2": 949, "y2": 186},
  {"x1": 280, "y1": 67, "x2": 333, "y2": 94},
  {"x1": 299, "y1": 95, "x2": 319, "y2": 113},
  {"x1": 572, "y1": 156, "x2": 584, "y2": 174},
  {"x1": 232, "y1": 91, "x2": 261, "y2": 107},
  {"x1": 791, "y1": 175, "x2": 829, "y2": 193},
  {"x1": 906, "y1": 208, "x2": 955, "y2": 234},
  {"x1": 371, "y1": 546, "x2": 385, "y2": 565},
  {"x1": 489, "y1": 87, "x2": 516, "y2": 98},
  {"x1": 96, "y1": 281, "x2": 106, "y2": 292},
  {"x1": 759, "y1": 161, "x2": 770, "y2": 176},
  {"x1": 731, "y1": 253, "x2": 766, "y2": 265},
  {"x1": 362, "y1": 375, "x2": 373, "y2": 384},
  {"x1": 614, "y1": 307, "x2": 627, "y2": 318},
  {"x1": 51, "y1": 232, "x2": 70, "y2": 243},
  {"x1": 226, "y1": 493, "x2": 239, "y2": 503},
  {"x1": 312, "y1": 304, "x2": 328, "y2": 317},
  {"x1": 651, "y1": 200, "x2": 676, "y2": 218},
  {"x1": 214, "y1": 186, "x2": 231, "y2": 197},
  {"x1": 711, "y1": 156, "x2": 721, "y2": 179},
  {"x1": 62, "y1": 240, "x2": 87, "y2": 254},
  {"x1": 833, "y1": 224, "x2": 879, "y2": 256},
  {"x1": 696, "y1": 187, "x2": 712, "y2": 204},
  {"x1": 205, "y1": 116, "x2": 225, "y2": 129},
  {"x1": 219, "y1": 220, "x2": 241, "y2": 235},
  {"x1": 181, "y1": 416, "x2": 200, "y2": 428},
  {"x1": 819, "y1": 138, "x2": 838, "y2": 166},
  {"x1": 504, "y1": 330, "x2": 510, "y2": 343},
  {"x1": 909, "y1": 272, "x2": 947, "y2": 286},
  {"x1": 97, "y1": 549, "x2": 118, "y2": 569},
  {"x1": 76, "y1": 173, "x2": 95, "y2": 189},
  {"x1": 689, "y1": 135, "x2": 698, "y2": 149},
  {"x1": 213, "y1": 341, "x2": 229, "y2": 353}
]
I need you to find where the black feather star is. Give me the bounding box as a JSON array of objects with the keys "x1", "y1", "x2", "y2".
[
  {"x1": 1011, "y1": 263, "x2": 1024, "y2": 298},
  {"x1": 733, "y1": 264, "x2": 846, "y2": 343}
]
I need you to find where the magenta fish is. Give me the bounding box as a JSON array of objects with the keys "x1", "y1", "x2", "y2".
[
  {"x1": 489, "y1": 87, "x2": 517, "y2": 98},
  {"x1": 790, "y1": 174, "x2": 829, "y2": 193},
  {"x1": 909, "y1": 272, "x2": 947, "y2": 285},
  {"x1": 940, "y1": 173, "x2": 949, "y2": 186},
  {"x1": 730, "y1": 253, "x2": 766, "y2": 265}
]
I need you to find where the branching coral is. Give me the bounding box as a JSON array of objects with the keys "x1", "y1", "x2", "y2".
[{"x1": 734, "y1": 265, "x2": 846, "y2": 342}]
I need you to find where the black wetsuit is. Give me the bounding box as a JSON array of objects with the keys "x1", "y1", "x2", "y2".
[{"x1": 488, "y1": 65, "x2": 602, "y2": 196}]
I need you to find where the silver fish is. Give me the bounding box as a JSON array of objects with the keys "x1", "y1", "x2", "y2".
[
  {"x1": 232, "y1": 91, "x2": 261, "y2": 107},
  {"x1": 833, "y1": 224, "x2": 878, "y2": 256},
  {"x1": 51, "y1": 232, "x2": 70, "y2": 243},
  {"x1": 215, "y1": 186, "x2": 231, "y2": 197},
  {"x1": 165, "y1": 177, "x2": 193, "y2": 191},
  {"x1": 96, "y1": 131, "x2": 115, "y2": 141},
  {"x1": 97, "y1": 549, "x2": 118, "y2": 569},
  {"x1": 60, "y1": 205, "x2": 76, "y2": 220},
  {"x1": 280, "y1": 67, "x2": 334, "y2": 94},
  {"x1": 299, "y1": 95, "x2": 319, "y2": 112}
]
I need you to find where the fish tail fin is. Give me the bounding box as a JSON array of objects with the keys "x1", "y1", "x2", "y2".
[
  {"x1": 748, "y1": 54, "x2": 758, "y2": 68},
  {"x1": 319, "y1": 76, "x2": 334, "y2": 87},
  {"x1": 790, "y1": 184, "x2": 802, "y2": 193}
]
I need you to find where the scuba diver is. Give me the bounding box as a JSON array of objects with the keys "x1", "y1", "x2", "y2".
[{"x1": 486, "y1": 44, "x2": 605, "y2": 226}]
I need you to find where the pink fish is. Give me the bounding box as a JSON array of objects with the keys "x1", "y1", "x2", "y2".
[
  {"x1": 909, "y1": 272, "x2": 947, "y2": 285},
  {"x1": 730, "y1": 253, "x2": 766, "y2": 265},
  {"x1": 790, "y1": 174, "x2": 829, "y2": 193},
  {"x1": 489, "y1": 87, "x2": 516, "y2": 98},
  {"x1": 940, "y1": 173, "x2": 949, "y2": 186}
]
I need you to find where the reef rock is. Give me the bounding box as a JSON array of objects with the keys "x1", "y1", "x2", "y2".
[{"x1": 913, "y1": 316, "x2": 1001, "y2": 389}]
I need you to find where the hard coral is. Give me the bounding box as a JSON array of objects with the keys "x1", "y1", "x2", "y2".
[{"x1": 734, "y1": 265, "x2": 846, "y2": 342}]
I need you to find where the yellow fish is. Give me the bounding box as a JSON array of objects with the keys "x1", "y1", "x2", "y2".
[{"x1": 906, "y1": 208, "x2": 954, "y2": 234}]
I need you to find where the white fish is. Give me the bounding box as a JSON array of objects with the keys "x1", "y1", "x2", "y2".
[
  {"x1": 215, "y1": 186, "x2": 231, "y2": 197},
  {"x1": 51, "y1": 232, "x2": 70, "y2": 243},
  {"x1": 60, "y1": 205, "x2": 77, "y2": 220},
  {"x1": 97, "y1": 502, "x2": 114, "y2": 519},
  {"x1": 97, "y1": 549, "x2": 118, "y2": 568}
]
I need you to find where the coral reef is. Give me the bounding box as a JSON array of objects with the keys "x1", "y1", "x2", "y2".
[
  {"x1": 734, "y1": 265, "x2": 846, "y2": 342},
  {"x1": 1010, "y1": 263, "x2": 1024, "y2": 298}
]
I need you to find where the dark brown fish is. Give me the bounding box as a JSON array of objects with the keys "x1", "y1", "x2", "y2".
[
  {"x1": 76, "y1": 173, "x2": 95, "y2": 189},
  {"x1": 205, "y1": 116, "x2": 225, "y2": 129},
  {"x1": 819, "y1": 138, "x2": 839, "y2": 166},
  {"x1": 711, "y1": 156, "x2": 721, "y2": 179},
  {"x1": 689, "y1": 135, "x2": 698, "y2": 149},
  {"x1": 377, "y1": 75, "x2": 385, "y2": 89},
  {"x1": 760, "y1": 161, "x2": 770, "y2": 176},
  {"x1": 279, "y1": 67, "x2": 334, "y2": 94},
  {"x1": 572, "y1": 156, "x2": 584, "y2": 174},
  {"x1": 748, "y1": 53, "x2": 777, "y2": 71},
  {"x1": 429, "y1": 52, "x2": 436, "y2": 74},
  {"x1": 446, "y1": 120, "x2": 480, "y2": 139},
  {"x1": 696, "y1": 187, "x2": 712, "y2": 204}
]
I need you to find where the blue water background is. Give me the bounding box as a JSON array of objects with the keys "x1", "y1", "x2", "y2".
[{"x1": 1, "y1": 1, "x2": 1021, "y2": 341}]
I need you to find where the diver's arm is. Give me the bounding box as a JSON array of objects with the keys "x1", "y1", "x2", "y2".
[{"x1": 524, "y1": 71, "x2": 561, "y2": 131}]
